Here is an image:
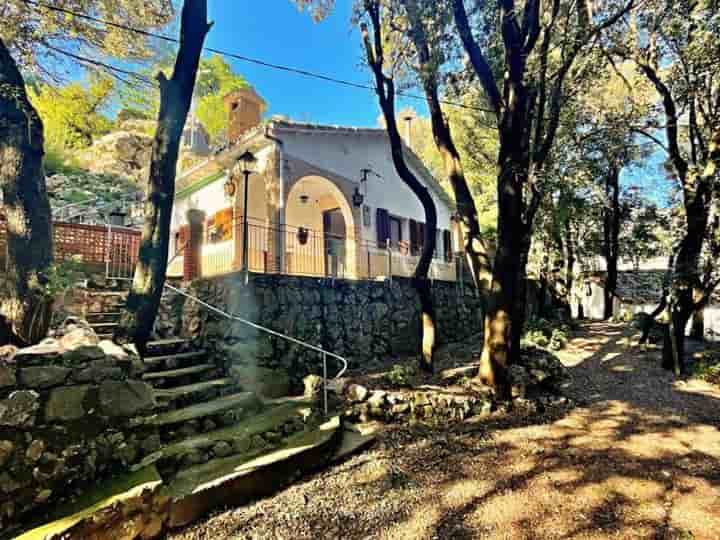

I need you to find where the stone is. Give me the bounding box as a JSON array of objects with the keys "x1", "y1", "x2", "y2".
[
  {"x1": 212, "y1": 441, "x2": 233, "y2": 457},
  {"x1": 182, "y1": 451, "x2": 206, "y2": 466},
  {"x1": 509, "y1": 365, "x2": 530, "y2": 399},
  {"x1": 229, "y1": 365, "x2": 290, "y2": 399},
  {"x1": 60, "y1": 326, "x2": 99, "y2": 349},
  {"x1": 0, "y1": 440, "x2": 14, "y2": 468},
  {"x1": 26, "y1": 439, "x2": 46, "y2": 462},
  {"x1": 98, "y1": 340, "x2": 131, "y2": 361},
  {"x1": 346, "y1": 384, "x2": 369, "y2": 403},
  {"x1": 140, "y1": 514, "x2": 164, "y2": 540},
  {"x1": 35, "y1": 489, "x2": 53, "y2": 504},
  {"x1": 0, "y1": 390, "x2": 40, "y2": 427},
  {"x1": 0, "y1": 364, "x2": 16, "y2": 389},
  {"x1": 303, "y1": 375, "x2": 324, "y2": 401},
  {"x1": 202, "y1": 419, "x2": 217, "y2": 432},
  {"x1": 367, "y1": 391, "x2": 387, "y2": 412},
  {"x1": 263, "y1": 431, "x2": 282, "y2": 444},
  {"x1": 0, "y1": 472, "x2": 22, "y2": 494},
  {"x1": 141, "y1": 434, "x2": 162, "y2": 454},
  {"x1": 18, "y1": 366, "x2": 71, "y2": 389},
  {"x1": 116, "y1": 443, "x2": 137, "y2": 464},
  {"x1": 232, "y1": 437, "x2": 251, "y2": 454},
  {"x1": 73, "y1": 364, "x2": 124, "y2": 383},
  {"x1": 98, "y1": 381, "x2": 155, "y2": 417},
  {"x1": 13, "y1": 341, "x2": 61, "y2": 366},
  {"x1": 0, "y1": 345, "x2": 18, "y2": 363},
  {"x1": 45, "y1": 385, "x2": 91, "y2": 422}
]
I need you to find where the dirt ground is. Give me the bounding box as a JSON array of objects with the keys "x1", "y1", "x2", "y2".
[{"x1": 169, "y1": 322, "x2": 720, "y2": 540}]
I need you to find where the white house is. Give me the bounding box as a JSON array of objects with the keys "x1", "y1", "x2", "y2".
[{"x1": 168, "y1": 88, "x2": 460, "y2": 282}]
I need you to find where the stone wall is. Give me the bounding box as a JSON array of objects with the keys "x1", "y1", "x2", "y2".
[
  {"x1": 0, "y1": 322, "x2": 159, "y2": 534},
  {"x1": 177, "y1": 272, "x2": 483, "y2": 388}
]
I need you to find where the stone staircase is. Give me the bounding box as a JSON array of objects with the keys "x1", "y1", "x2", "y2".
[{"x1": 14, "y1": 286, "x2": 375, "y2": 539}]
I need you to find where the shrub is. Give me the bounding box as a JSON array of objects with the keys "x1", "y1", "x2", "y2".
[
  {"x1": 385, "y1": 364, "x2": 416, "y2": 387},
  {"x1": 522, "y1": 317, "x2": 572, "y2": 351}
]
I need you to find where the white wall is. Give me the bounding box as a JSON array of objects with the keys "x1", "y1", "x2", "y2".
[{"x1": 277, "y1": 129, "x2": 455, "y2": 244}]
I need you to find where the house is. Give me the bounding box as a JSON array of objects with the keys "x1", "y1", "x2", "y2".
[{"x1": 168, "y1": 88, "x2": 460, "y2": 282}]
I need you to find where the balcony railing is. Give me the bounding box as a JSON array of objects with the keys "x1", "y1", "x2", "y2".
[{"x1": 171, "y1": 217, "x2": 457, "y2": 282}]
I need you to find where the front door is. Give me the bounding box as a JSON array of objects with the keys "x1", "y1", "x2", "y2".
[{"x1": 322, "y1": 208, "x2": 346, "y2": 277}]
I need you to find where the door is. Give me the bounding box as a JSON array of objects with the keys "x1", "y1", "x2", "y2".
[{"x1": 322, "y1": 208, "x2": 346, "y2": 277}]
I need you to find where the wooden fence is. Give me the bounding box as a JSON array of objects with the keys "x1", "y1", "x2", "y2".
[{"x1": 0, "y1": 217, "x2": 141, "y2": 273}]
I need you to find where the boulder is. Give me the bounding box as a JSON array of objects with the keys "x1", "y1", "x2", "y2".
[
  {"x1": 45, "y1": 386, "x2": 92, "y2": 422},
  {"x1": 60, "y1": 327, "x2": 104, "y2": 363},
  {"x1": 0, "y1": 440, "x2": 15, "y2": 468},
  {"x1": 98, "y1": 381, "x2": 155, "y2": 417},
  {"x1": 303, "y1": 375, "x2": 324, "y2": 401},
  {"x1": 509, "y1": 365, "x2": 531, "y2": 399},
  {"x1": 345, "y1": 384, "x2": 369, "y2": 403},
  {"x1": 0, "y1": 390, "x2": 40, "y2": 427},
  {"x1": 229, "y1": 365, "x2": 290, "y2": 399},
  {"x1": 13, "y1": 341, "x2": 61, "y2": 366},
  {"x1": 0, "y1": 345, "x2": 18, "y2": 363},
  {"x1": 18, "y1": 366, "x2": 71, "y2": 389}
]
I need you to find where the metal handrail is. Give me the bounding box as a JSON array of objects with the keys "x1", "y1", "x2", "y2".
[{"x1": 163, "y1": 282, "x2": 348, "y2": 415}]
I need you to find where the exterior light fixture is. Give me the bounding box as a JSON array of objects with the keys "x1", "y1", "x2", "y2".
[
  {"x1": 299, "y1": 194, "x2": 310, "y2": 204},
  {"x1": 239, "y1": 149, "x2": 257, "y2": 175},
  {"x1": 236, "y1": 149, "x2": 256, "y2": 285},
  {"x1": 352, "y1": 186, "x2": 364, "y2": 207}
]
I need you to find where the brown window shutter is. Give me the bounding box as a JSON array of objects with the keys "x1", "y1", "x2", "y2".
[{"x1": 376, "y1": 208, "x2": 390, "y2": 247}]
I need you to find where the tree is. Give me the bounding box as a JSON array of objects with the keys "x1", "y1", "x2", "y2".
[
  {"x1": 617, "y1": 0, "x2": 720, "y2": 373},
  {"x1": 0, "y1": 38, "x2": 53, "y2": 346},
  {"x1": 29, "y1": 75, "x2": 114, "y2": 150},
  {"x1": 359, "y1": 0, "x2": 439, "y2": 372},
  {"x1": 115, "y1": 0, "x2": 211, "y2": 355},
  {"x1": 0, "y1": 0, "x2": 172, "y2": 345}
]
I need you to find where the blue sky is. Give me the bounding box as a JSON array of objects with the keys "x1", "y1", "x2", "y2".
[{"x1": 204, "y1": 0, "x2": 403, "y2": 127}]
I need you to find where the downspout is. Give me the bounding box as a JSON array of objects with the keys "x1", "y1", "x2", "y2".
[{"x1": 264, "y1": 124, "x2": 286, "y2": 273}]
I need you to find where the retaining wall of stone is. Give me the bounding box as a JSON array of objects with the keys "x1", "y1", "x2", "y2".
[
  {"x1": 0, "y1": 325, "x2": 159, "y2": 534},
  {"x1": 176, "y1": 272, "x2": 484, "y2": 388}
]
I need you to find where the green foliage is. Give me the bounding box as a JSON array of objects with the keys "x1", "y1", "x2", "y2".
[
  {"x1": 43, "y1": 147, "x2": 84, "y2": 176},
  {"x1": 43, "y1": 258, "x2": 87, "y2": 299},
  {"x1": 29, "y1": 76, "x2": 115, "y2": 150},
  {"x1": 385, "y1": 364, "x2": 416, "y2": 387},
  {"x1": 522, "y1": 318, "x2": 573, "y2": 351},
  {"x1": 691, "y1": 354, "x2": 720, "y2": 386},
  {"x1": 119, "y1": 53, "x2": 250, "y2": 141}
]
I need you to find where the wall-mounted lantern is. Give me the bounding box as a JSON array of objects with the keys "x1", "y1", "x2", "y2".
[{"x1": 352, "y1": 186, "x2": 364, "y2": 207}]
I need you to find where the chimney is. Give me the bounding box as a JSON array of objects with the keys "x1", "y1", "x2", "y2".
[{"x1": 224, "y1": 88, "x2": 267, "y2": 143}]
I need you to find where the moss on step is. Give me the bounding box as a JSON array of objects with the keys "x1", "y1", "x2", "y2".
[
  {"x1": 14, "y1": 466, "x2": 162, "y2": 540},
  {"x1": 166, "y1": 416, "x2": 343, "y2": 528},
  {"x1": 132, "y1": 402, "x2": 311, "y2": 471}
]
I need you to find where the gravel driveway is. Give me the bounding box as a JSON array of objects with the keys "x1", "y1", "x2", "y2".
[{"x1": 169, "y1": 322, "x2": 720, "y2": 540}]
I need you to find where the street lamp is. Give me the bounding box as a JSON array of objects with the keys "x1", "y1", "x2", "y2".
[{"x1": 238, "y1": 150, "x2": 257, "y2": 284}]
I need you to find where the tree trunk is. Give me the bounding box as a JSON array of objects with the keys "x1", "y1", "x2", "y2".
[
  {"x1": 602, "y1": 164, "x2": 620, "y2": 320},
  {"x1": 562, "y1": 217, "x2": 575, "y2": 320},
  {"x1": 0, "y1": 37, "x2": 53, "y2": 346},
  {"x1": 115, "y1": 0, "x2": 211, "y2": 354},
  {"x1": 690, "y1": 308, "x2": 704, "y2": 341},
  {"x1": 662, "y1": 305, "x2": 691, "y2": 375},
  {"x1": 361, "y1": 8, "x2": 438, "y2": 372}
]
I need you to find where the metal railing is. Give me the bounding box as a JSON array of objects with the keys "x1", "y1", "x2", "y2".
[{"x1": 163, "y1": 282, "x2": 348, "y2": 415}]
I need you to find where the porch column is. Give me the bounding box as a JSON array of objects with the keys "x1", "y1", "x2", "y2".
[{"x1": 184, "y1": 209, "x2": 205, "y2": 281}]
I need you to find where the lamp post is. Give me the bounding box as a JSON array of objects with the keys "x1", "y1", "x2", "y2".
[{"x1": 238, "y1": 150, "x2": 257, "y2": 284}]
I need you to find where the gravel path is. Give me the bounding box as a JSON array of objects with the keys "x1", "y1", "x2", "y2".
[{"x1": 169, "y1": 322, "x2": 720, "y2": 540}]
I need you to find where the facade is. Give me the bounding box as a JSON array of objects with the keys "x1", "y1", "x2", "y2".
[{"x1": 168, "y1": 90, "x2": 460, "y2": 282}]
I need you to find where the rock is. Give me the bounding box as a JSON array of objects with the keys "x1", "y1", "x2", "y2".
[
  {"x1": 182, "y1": 451, "x2": 206, "y2": 466},
  {"x1": 0, "y1": 440, "x2": 14, "y2": 468},
  {"x1": 509, "y1": 365, "x2": 530, "y2": 399},
  {"x1": 367, "y1": 391, "x2": 387, "y2": 412},
  {"x1": 0, "y1": 390, "x2": 40, "y2": 427},
  {"x1": 229, "y1": 365, "x2": 290, "y2": 399},
  {"x1": 303, "y1": 375, "x2": 324, "y2": 401},
  {"x1": 212, "y1": 441, "x2": 233, "y2": 457},
  {"x1": 202, "y1": 419, "x2": 217, "y2": 432},
  {"x1": 346, "y1": 384, "x2": 369, "y2": 403},
  {"x1": 60, "y1": 326, "x2": 99, "y2": 349},
  {"x1": 0, "y1": 472, "x2": 22, "y2": 494},
  {"x1": 263, "y1": 431, "x2": 282, "y2": 444},
  {"x1": 35, "y1": 489, "x2": 53, "y2": 504},
  {"x1": 141, "y1": 434, "x2": 162, "y2": 454},
  {"x1": 73, "y1": 363, "x2": 124, "y2": 383},
  {"x1": 326, "y1": 377, "x2": 348, "y2": 395},
  {"x1": 0, "y1": 345, "x2": 18, "y2": 363},
  {"x1": 13, "y1": 342, "x2": 61, "y2": 366},
  {"x1": 0, "y1": 364, "x2": 16, "y2": 389},
  {"x1": 232, "y1": 437, "x2": 251, "y2": 454},
  {"x1": 98, "y1": 340, "x2": 130, "y2": 361},
  {"x1": 18, "y1": 366, "x2": 71, "y2": 389},
  {"x1": 98, "y1": 381, "x2": 155, "y2": 417},
  {"x1": 116, "y1": 443, "x2": 137, "y2": 465},
  {"x1": 25, "y1": 439, "x2": 46, "y2": 462},
  {"x1": 140, "y1": 514, "x2": 164, "y2": 540},
  {"x1": 45, "y1": 386, "x2": 91, "y2": 422}
]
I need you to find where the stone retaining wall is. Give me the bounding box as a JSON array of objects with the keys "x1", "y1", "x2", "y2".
[
  {"x1": 177, "y1": 272, "x2": 483, "y2": 388},
  {"x1": 0, "y1": 324, "x2": 159, "y2": 534}
]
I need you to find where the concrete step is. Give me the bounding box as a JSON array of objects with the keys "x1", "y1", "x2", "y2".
[
  {"x1": 144, "y1": 350, "x2": 208, "y2": 369},
  {"x1": 131, "y1": 392, "x2": 261, "y2": 428},
  {"x1": 153, "y1": 378, "x2": 235, "y2": 404},
  {"x1": 165, "y1": 416, "x2": 343, "y2": 528},
  {"x1": 131, "y1": 401, "x2": 310, "y2": 472},
  {"x1": 143, "y1": 363, "x2": 216, "y2": 382},
  {"x1": 14, "y1": 466, "x2": 162, "y2": 540}
]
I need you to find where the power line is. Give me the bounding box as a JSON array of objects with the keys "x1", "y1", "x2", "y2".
[{"x1": 23, "y1": 0, "x2": 496, "y2": 114}]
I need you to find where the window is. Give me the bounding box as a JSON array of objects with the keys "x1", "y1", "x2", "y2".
[{"x1": 389, "y1": 216, "x2": 402, "y2": 249}]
